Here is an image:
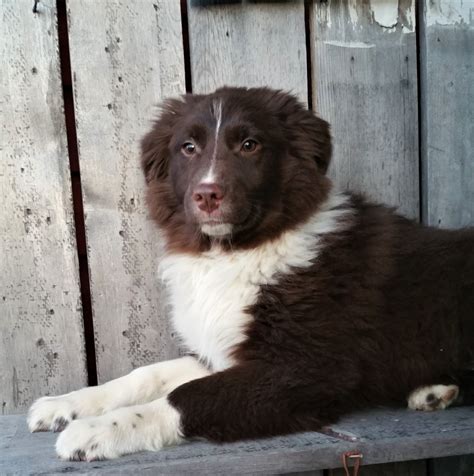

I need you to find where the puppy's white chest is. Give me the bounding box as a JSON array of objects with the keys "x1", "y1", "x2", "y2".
[
  {"x1": 161, "y1": 252, "x2": 259, "y2": 371},
  {"x1": 159, "y1": 192, "x2": 351, "y2": 372}
]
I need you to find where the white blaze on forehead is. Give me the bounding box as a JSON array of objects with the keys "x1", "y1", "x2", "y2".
[
  {"x1": 201, "y1": 168, "x2": 216, "y2": 184},
  {"x1": 212, "y1": 99, "x2": 223, "y2": 156},
  {"x1": 201, "y1": 99, "x2": 223, "y2": 184}
]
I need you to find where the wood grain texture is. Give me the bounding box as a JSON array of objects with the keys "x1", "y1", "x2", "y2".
[
  {"x1": 188, "y1": 0, "x2": 308, "y2": 104},
  {"x1": 420, "y1": 0, "x2": 474, "y2": 228},
  {"x1": 311, "y1": 0, "x2": 419, "y2": 219},
  {"x1": 0, "y1": 0, "x2": 87, "y2": 413},
  {"x1": 66, "y1": 0, "x2": 186, "y2": 383},
  {"x1": 2, "y1": 407, "x2": 474, "y2": 474}
]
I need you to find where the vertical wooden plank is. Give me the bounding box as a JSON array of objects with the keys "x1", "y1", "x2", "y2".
[
  {"x1": 330, "y1": 459, "x2": 427, "y2": 476},
  {"x1": 420, "y1": 0, "x2": 474, "y2": 228},
  {"x1": 188, "y1": 0, "x2": 308, "y2": 104},
  {"x1": 0, "y1": 0, "x2": 87, "y2": 412},
  {"x1": 66, "y1": 0, "x2": 186, "y2": 383},
  {"x1": 311, "y1": 0, "x2": 419, "y2": 219},
  {"x1": 420, "y1": 2, "x2": 474, "y2": 473}
]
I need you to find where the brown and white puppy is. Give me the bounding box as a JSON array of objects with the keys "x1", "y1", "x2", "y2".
[{"x1": 28, "y1": 87, "x2": 474, "y2": 461}]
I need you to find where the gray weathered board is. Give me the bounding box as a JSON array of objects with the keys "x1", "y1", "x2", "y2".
[
  {"x1": 311, "y1": 0, "x2": 419, "y2": 220},
  {"x1": 188, "y1": 0, "x2": 308, "y2": 104},
  {"x1": 1, "y1": 407, "x2": 474, "y2": 475},
  {"x1": 0, "y1": 0, "x2": 87, "y2": 414},
  {"x1": 419, "y1": 0, "x2": 474, "y2": 228},
  {"x1": 66, "y1": 0, "x2": 186, "y2": 384},
  {"x1": 418, "y1": 1, "x2": 474, "y2": 473}
]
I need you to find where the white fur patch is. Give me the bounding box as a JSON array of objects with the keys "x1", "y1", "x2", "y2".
[
  {"x1": 28, "y1": 356, "x2": 209, "y2": 433},
  {"x1": 201, "y1": 168, "x2": 216, "y2": 184},
  {"x1": 408, "y1": 384, "x2": 459, "y2": 411},
  {"x1": 201, "y1": 223, "x2": 233, "y2": 237},
  {"x1": 211, "y1": 99, "x2": 222, "y2": 163},
  {"x1": 201, "y1": 99, "x2": 223, "y2": 184},
  {"x1": 55, "y1": 398, "x2": 182, "y2": 460},
  {"x1": 160, "y1": 190, "x2": 353, "y2": 371}
]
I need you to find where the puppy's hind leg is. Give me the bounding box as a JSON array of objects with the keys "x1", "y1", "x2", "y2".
[{"x1": 407, "y1": 384, "x2": 459, "y2": 411}]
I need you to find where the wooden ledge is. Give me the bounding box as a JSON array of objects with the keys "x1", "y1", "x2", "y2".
[{"x1": 1, "y1": 407, "x2": 473, "y2": 475}]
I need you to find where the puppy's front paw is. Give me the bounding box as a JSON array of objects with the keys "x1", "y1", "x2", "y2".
[
  {"x1": 28, "y1": 395, "x2": 78, "y2": 433},
  {"x1": 56, "y1": 399, "x2": 182, "y2": 461},
  {"x1": 56, "y1": 407, "x2": 151, "y2": 461},
  {"x1": 56, "y1": 416, "x2": 123, "y2": 461}
]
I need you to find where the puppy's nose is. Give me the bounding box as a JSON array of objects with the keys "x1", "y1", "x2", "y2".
[{"x1": 192, "y1": 183, "x2": 224, "y2": 213}]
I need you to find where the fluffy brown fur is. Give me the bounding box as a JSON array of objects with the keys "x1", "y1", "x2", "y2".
[{"x1": 141, "y1": 87, "x2": 474, "y2": 442}]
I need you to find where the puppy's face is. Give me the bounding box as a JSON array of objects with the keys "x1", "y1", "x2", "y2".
[
  {"x1": 166, "y1": 95, "x2": 286, "y2": 238},
  {"x1": 142, "y1": 87, "x2": 332, "y2": 252}
]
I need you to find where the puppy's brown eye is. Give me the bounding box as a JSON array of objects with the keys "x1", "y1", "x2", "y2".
[
  {"x1": 241, "y1": 139, "x2": 259, "y2": 153},
  {"x1": 182, "y1": 142, "x2": 196, "y2": 156}
]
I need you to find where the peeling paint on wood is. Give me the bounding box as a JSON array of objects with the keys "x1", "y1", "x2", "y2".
[
  {"x1": 188, "y1": 0, "x2": 308, "y2": 104},
  {"x1": 371, "y1": 0, "x2": 400, "y2": 29},
  {"x1": 425, "y1": 0, "x2": 474, "y2": 26},
  {"x1": 324, "y1": 40, "x2": 375, "y2": 48},
  {"x1": 324, "y1": 0, "x2": 415, "y2": 33},
  {"x1": 66, "y1": 0, "x2": 186, "y2": 383},
  {"x1": 311, "y1": 0, "x2": 419, "y2": 219},
  {"x1": 0, "y1": 0, "x2": 87, "y2": 413}
]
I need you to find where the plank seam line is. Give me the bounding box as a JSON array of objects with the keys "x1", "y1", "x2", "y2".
[
  {"x1": 181, "y1": 0, "x2": 193, "y2": 93},
  {"x1": 415, "y1": 0, "x2": 425, "y2": 225},
  {"x1": 56, "y1": 0, "x2": 98, "y2": 386},
  {"x1": 304, "y1": 0, "x2": 314, "y2": 110}
]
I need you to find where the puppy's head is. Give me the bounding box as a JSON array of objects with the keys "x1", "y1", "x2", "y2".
[{"x1": 141, "y1": 87, "x2": 332, "y2": 252}]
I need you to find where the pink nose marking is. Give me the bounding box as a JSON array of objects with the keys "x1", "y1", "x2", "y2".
[{"x1": 192, "y1": 183, "x2": 224, "y2": 213}]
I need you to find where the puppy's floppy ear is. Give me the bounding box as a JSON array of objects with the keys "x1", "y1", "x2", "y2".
[
  {"x1": 291, "y1": 109, "x2": 332, "y2": 175},
  {"x1": 269, "y1": 90, "x2": 332, "y2": 174},
  {"x1": 141, "y1": 127, "x2": 169, "y2": 183},
  {"x1": 141, "y1": 97, "x2": 192, "y2": 183},
  {"x1": 141, "y1": 103, "x2": 173, "y2": 183}
]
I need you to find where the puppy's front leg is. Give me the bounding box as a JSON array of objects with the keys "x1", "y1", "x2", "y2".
[
  {"x1": 28, "y1": 356, "x2": 209, "y2": 432},
  {"x1": 167, "y1": 363, "x2": 335, "y2": 442},
  {"x1": 56, "y1": 362, "x2": 343, "y2": 460}
]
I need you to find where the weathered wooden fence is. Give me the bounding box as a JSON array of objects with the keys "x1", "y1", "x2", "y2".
[{"x1": 1, "y1": 0, "x2": 473, "y2": 473}]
